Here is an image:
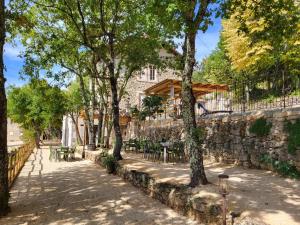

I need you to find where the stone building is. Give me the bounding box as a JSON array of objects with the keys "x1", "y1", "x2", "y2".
[
  {"x1": 62, "y1": 48, "x2": 179, "y2": 147},
  {"x1": 119, "y1": 48, "x2": 180, "y2": 111}
]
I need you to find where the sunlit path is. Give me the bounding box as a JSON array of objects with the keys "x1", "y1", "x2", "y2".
[{"x1": 0, "y1": 146, "x2": 197, "y2": 225}]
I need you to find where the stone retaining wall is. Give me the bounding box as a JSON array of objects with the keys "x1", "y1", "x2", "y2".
[
  {"x1": 84, "y1": 150, "x2": 223, "y2": 224},
  {"x1": 136, "y1": 107, "x2": 300, "y2": 172}
]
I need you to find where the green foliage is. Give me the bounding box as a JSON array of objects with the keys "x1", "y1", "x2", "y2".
[
  {"x1": 130, "y1": 95, "x2": 164, "y2": 121},
  {"x1": 194, "y1": 37, "x2": 235, "y2": 85},
  {"x1": 249, "y1": 117, "x2": 272, "y2": 137},
  {"x1": 7, "y1": 79, "x2": 66, "y2": 139},
  {"x1": 285, "y1": 119, "x2": 300, "y2": 155},
  {"x1": 65, "y1": 81, "x2": 85, "y2": 116},
  {"x1": 141, "y1": 95, "x2": 164, "y2": 118},
  {"x1": 192, "y1": 127, "x2": 205, "y2": 143},
  {"x1": 220, "y1": 0, "x2": 300, "y2": 97},
  {"x1": 260, "y1": 154, "x2": 300, "y2": 179},
  {"x1": 102, "y1": 154, "x2": 118, "y2": 174},
  {"x1": 21, "y1": 129, "x2": 36, "y2": 143}
]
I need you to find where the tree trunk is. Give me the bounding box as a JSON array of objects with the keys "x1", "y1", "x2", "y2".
[
  {"x1": 78, "y1": 74, "x2": 95, "y2": 150},
  {"x1": 0, "y1": 0, "x2": 9, "y2": 216},
  {"x1": 182, "y1": 32, "x2": 208, "y2": 187},
  {"x1": 70, "y1": 114, "x2": 83, "y2": 145},
  {"x1": 109, "y1": 75, "x2": 123, "y2": 160},
  {"x1": 97, "y1": 104, "x2": 104, "y2": 146},
  {"x1": 107, "y1": 34, "x2": 123, "y2": 160},
  {"x1": 101, "y1": 106, "x2": 107, "y2": 146},
  {"x1": 34, "y1": 129, "x2": 41, "y2": 149},
  {"x1": 104, "y1": 121, "x2": 113, "y2": 148}
]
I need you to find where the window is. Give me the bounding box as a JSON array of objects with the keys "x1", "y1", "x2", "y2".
[
  {"x1": 149, "y1": 66, "x2": 156, "y2": 81},
  {"x1": 138, "y1": 69, "x2": 147, "y2": 81}
]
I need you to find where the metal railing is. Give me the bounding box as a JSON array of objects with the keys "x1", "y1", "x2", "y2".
[
  {"x1": 8, "y1": 142, "x2": 35, "y2": 188},
  {"x1": 197, "y1": 93, "x2": 300, "y2": 115}
]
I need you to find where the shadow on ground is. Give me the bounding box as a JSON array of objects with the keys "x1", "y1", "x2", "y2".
[
  {"x1": 122, "y1": 153, "x2": 300, "y2": 225},
  {"x1": 0, "y1": 147, "x2": 197, "y2": 225}
]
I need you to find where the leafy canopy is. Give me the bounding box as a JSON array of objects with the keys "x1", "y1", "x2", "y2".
[{"x1": 7, "y1": 79, "x2": 66, "y2": 136}]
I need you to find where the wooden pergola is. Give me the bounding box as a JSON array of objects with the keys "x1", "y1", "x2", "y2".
[{"x1": 144, "y1": 79, "x2": 229, "y2": 99}]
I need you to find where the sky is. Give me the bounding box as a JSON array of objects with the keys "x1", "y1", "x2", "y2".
[{"x1": 3, "y1": 18, "x2": 222, "y2": 87}]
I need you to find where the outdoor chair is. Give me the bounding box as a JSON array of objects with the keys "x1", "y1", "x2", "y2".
[
  {"x1": 124, "y1": 139, "x2": 139, "y2": 152},
  {"x1": 141, "y1": 140, "x2": 151, "y2": 159},
  {"x1": 56, "y1": 147, "x2": 69, "y2": 161},
  {"x1": 172, "y1": 141, "x2": 185, "y2": 162},
  {"x1": 68, "y1": 147, "x2": 76, "y2": 161},
  {"x1": 145, "y1": 141, "x2": 156, "y2": 160},
  {"x1": 49, "y1": 145, "x2": 57, "y2": 161},
  {"x1": 153, "y1": 142, "x2": 164, "y2": 161},
  {"x1": 197, "y1": 102, "x2": 233, "y2": 117}
]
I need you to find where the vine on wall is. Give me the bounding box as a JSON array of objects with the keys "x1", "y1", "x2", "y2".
[
  {"x1": 285, "y1": 119, "x2": 300, "y2": 155},
  {"x1": 249, "y1": 117, "x2": 272, "y2": 137},
  {"x1": 260, "y1": 154, "x2": 300, "y2": 179}
]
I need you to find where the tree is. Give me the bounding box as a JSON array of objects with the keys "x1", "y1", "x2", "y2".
[
  {"x1": 154, "y1": 0, "x2": 226, "y2": 186},
  {"x1": 11, "y1": 0, "x2": 163, "y2": 159},
  {"x1": 224, "y1": 0, "x2": 300, "y2": 94},
  {"x1": 7, "y1": 79, "x2": 66, "y2": 148},
  {"x1": 0, "y1": 0, "x2": 9, "y2": 217},
  {"x1": 65, "y1": 81, "x2": 84, "y2": 145},
  {"x1": 194, "y1": 37, "x2": 235, "y2": 84},
  {"x1": 141, "y1": 95, "x2": 165, "y2": 120},
  {"x1": 130, "y1": 95, "x2": 165, "y2": 121}
]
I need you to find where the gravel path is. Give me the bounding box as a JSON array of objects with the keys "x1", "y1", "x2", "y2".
[{"x1": 0, "y1": 146, "x2": 197, "y2": 225}]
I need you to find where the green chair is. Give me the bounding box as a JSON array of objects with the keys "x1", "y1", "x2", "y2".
[
  {"x1": 57, "y1": 147, "x2": 69, "y2": 161},
  {"x1": 49, "y1": 145, "x2": 57, "y2": 161},
  {"x1": 68, "y1": 147, "x2": 76, "y2": 161}
]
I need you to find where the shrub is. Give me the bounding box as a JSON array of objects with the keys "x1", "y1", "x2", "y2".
[
  {"x1": 249, "y1": 117, "x2": 272, "y2": 137},
  {"x1": 285, "y1": 119, "x2": 300, "y2": 155},
  {"x1": 260, "y1": 154, "x2": 300, "y2": 179},
  {"x1": 102, "y1": 154, "x2": 118, "y2": 174}
]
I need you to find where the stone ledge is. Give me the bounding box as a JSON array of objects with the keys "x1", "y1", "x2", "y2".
[
  {"x1": 84, "y1": 150, "x2": 223, "y2": 224},
  {"x1": 116, "y1": 166, "x2": 223, "y2": 224}
]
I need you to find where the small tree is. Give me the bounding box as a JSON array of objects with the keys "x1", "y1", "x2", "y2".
[
  {"x1": 141, "y1": 95, "x2": 165, "y2": 120},
  {"x1": 7, "y1": 79, "x2": 66, "y2": 148},
  {"x1": 65, "y1": 81, "x2": 85, "y2": 145}
]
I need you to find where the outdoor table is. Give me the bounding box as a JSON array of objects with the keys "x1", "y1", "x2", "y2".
[
  {"x1": 56, "y1": 146, "x2": 70, "y2": 161},
  {"x1": 160, "y1": 141, "x2": 171, "y2": 163}
]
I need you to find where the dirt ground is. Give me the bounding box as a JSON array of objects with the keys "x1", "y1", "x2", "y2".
[
  {"x1": 0, "y1": 146, "x2": 198, "y2": 225},
  {"x1": 120, "y1": 153, "x2": 300, "y2": 225}
]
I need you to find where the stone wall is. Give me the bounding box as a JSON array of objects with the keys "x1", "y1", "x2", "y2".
[
  {"x1": 84, "y1": 149, "x2": 223, "y2": 224},
  {"x1": 134, "y1": 107, "x2": 300, "y2": 172}
]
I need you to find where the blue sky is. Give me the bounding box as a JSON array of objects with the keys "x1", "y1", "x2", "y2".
[{"x1": 4, "y1": 18, "x2": 221, "y2": 87}]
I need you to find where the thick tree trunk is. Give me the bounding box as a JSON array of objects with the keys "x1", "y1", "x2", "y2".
[
  {"x1": 182, "y1": 32, "x2": 208, "y2": 187},
  {"x1": 107, "y1": 33, "x2": 123, "y2": 160},
  {"x1": 109, "y1": 76, "x2": 123, "y2": 160},
  {"x1": 0, "y1": 0, "x2": 9, "y2": 215}
]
